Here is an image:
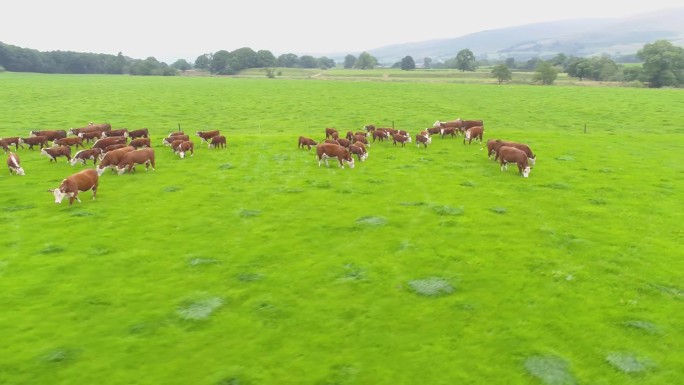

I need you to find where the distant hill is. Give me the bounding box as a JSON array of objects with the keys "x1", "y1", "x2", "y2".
[{"x1": 360, "y1": 7, "x2": 684, "y2": 64}]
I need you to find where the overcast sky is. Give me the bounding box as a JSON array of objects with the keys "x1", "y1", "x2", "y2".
[{"x1": 2, "y1": 1, "x2": 682, "y2": 63}]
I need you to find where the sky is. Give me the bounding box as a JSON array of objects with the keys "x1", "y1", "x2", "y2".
[{"x1": 2, "y1": 1, "x2": 683, "y2": 63}]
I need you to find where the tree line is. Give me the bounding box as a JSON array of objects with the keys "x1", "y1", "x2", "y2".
[{"x1": 1, "y1": 40, "x2": 682, "y2": 87}]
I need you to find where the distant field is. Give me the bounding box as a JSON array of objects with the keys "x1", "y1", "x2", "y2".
[{"x1": 1, "y1": 72, "x2": 683, "y2": 385}]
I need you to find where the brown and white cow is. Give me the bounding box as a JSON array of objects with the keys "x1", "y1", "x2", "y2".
[
  {"x1": 168, "y1": 131, "x2": 185, "y2": 137},
  {"x1": 163, "y1": 135, "x2": 189, "y2": 146},
  {"x1": 70, "y1": 148, "x2": 103, "y2": 166},
  {"x1": 129, "y1": 137, "x2": 151, "y2": 149},
  {"x1": 7, "y1": 152, "x2": 25, "y2": 175},
  {"x1": 336, "y1": 138, "x2": 351, "y2": 148},
  {"x1": 372, "y1": 130, "x2": 388, "y2": 142},
  {"x1": 364, "y1": 124, "x2": 376, "y2": 132},
  {"x1": 128, "y1": 128, "x2": 149, "y2": 139},
  {"x1": 0, "y1": 137, "x2": 23, "y2": 150},
  {"x1": 440, "y1": 127, "x2": 458, "y2": 139},
  {"x1": 196, "y1": 130, "x2": 220, "y2": 144},
  {"x1": 96, "y1": 146, "x2": 136, "y2": 176},
  {"x1": 68, "y1": 123, "x2": 111, "y2": 136},
  {"x1": 19, "y1": 136, "x2": 48, "y2": 150},
  {"x1": 325, "y1": 127, "x2": 338, "y2": 139},
  {"x1": 416, "y1": 134, "x2": 431, "y2": 148},
  {"x1": 434, "y1": 119, "x2": 463, "y2": 131},
  {"x1": 498, "y1": 146, "x2": 531, "y2": 178},
  {"x1": 175, "y1": 141, "x2": 194, "y2": 159},
  {"x1": 78, "y1": 130, "x2": 104, "y2": 143},
  {"x1": 103, "y1": 144, "x2": 128, "y2": 153},
  {"x1": 464, "y1": 126, "x2": 484, "y2": 145},
  {"x1": 353, "y1": 134, "x2": 370, "y2": 147},
  {"x1": 427, "y1": 126, "x2": 442, "y2": 136},
  {"x1": 392, "y1": 133, "x2": 412, "y2": 147},
  {"x1": 116, "y1": 148, "x2": 155, "y2": 174},
  {"x1": 298, "y1": 136, "x2": 316, "y2": 150},
  {"x1": 349, "y1": 142, "x2": 368, "y2": 162},
  {"x1": 49, "y1": 168, "x2": 98, "y2": 205},
  {"x1": 30, "y1": 129, "x2": 66, "y2": 142},
  {"x1": 209, "y1": 135, "x2": 227, "y2": 149},
  {"x1": 459, "y1": 119, "x2": 484, "y2": 134},
  {"x1": 490, "y1": 140, "x2": 536, "y2": 165},
  {"x1": 0, "y1": 139, "x2": 9, "y2": 153},
  {"x1": 41, "y1": 146, "x2": 72, "y2": 162},
  {"x1": 101, "y1": 128, "x2": 129, "y2": 138},
  {"x1": 54, "y1": 136, "x2": 85, "y2": 149},
  {"x1": 93, "y1": 136, "x2": 127, "y2": 150},
  {"x1": 316, "y1": 143, "x2": 355, "y2": 169}
]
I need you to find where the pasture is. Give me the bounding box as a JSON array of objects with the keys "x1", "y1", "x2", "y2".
[{"x1": 0, "y1": 72, "x2": 683, "y2": 385}]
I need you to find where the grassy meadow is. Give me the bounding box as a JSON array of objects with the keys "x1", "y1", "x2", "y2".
[{"x1": 0, "y1": 72, "x2": 683, "y2": 385}]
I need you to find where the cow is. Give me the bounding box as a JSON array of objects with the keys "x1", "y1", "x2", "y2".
[
  {"x1": 210, "y1": 135, "x2": 227, "y2": 149},
  {"x1": 128, "y1": 128, "x2": 149, "y2": 139},
  {"x1": 68, "y1": 123, "x2": 111, "y2": 136},
  {"x1": 7, "y1": 152, "x2": 25, "y2": 175},
  {"x1": 196, "y1": 130, "x2": 220, "y2": 144},
  {"x1": 325, "y1": 127, "x2": 338, "y2": 139},
  {"x1": 316, "y1": 143, "x2": 355, "y2": 169},
  {"x1": 163, "y1": 135, "x2": 189, "y2": 146},
  {"x1": 19, "y1": 136, "x2": 48, "y2": 150},
  {"x1": 168, "y1": 131, "x2": 185, "y2": 137},
  {"x1": 170, "y1": 140, "x2": 185, "y2": 152},
  {"x1": 101, "y1": 128, "x2": 129, "y2": 138},
  {"x1": 0, "y1": 139, "x2": 9, "y2": 153},
  {"x1": 459, "y1": 119, "x2": 484, "y2": 134},
  {"x1": 116, "y1": 148, "x2": 155, "y2": 175},
  {"x1": 372, "y1": 130, "x2": 388, "y2": 142},
  {"x1": 41, "y1": 146, "x2": 72, "y2": 162},
  {"x1": 498, "y1": 146, "x2": 531, "y2": 177},
  {"x1": 30, "y1": 129, "x2": 66, "y2": 142},
  {"x1": 435, "y1": 119, "x2": 463, "y2": 130},
  {"x1": 175, "y1": 141, "x2": 194, "y2": 159},
  {"x1": 129, "y1": 137, "x2": 151, "y2": 149},
  {"x1": 77, "y1": 130, "x2": 104, "y2": 143},
  {"x1": 336, "y1": 138, "x2": 351, "y2": 148},
  {"x1": 349, "y1": 142, "x2": 368, "y2": 162},
  {"x1": 427, "y1": 126, "x2": 442, "y2": 136},
  {"x1": 364, "y1": 124, "x2": 376, "y2": 132},
  {"x1": 345, "y1": 131, "x2": 355, "y2": 141},
  {"x1": 96, "y1": 146, "x2": 136, "y2": 175},
  {"x1": 440, "y1": 127, "x2": 458, "y2": 139},
  {"x1": 70, "y1": 148, "x2": 103, "y2": 166},
  {"x1": 93, "y1": 136, "x2": 127, "y2": 150},
  {"x1": 353, "y1": 134, "x2": 369, "y2": 147},
  {"x1": 48, "y1": 168, "x2": 98, "y2": 205},
  {"x1": 54, "y1": 136, "x2": 85, "y2": 149},
  {"x1": 104, "y1": 144, "x2": 128, "y2": 153},
  {"x1": 464, "y1": 126, "x2": 484, "y2": 145},
  {"x1": 298, "y1": 136, "x2": 316, "y2": 150},
  {"x1": 490, "y1": 140, "x2": 536, "y2": 165},
  {"x1": 416, "y1": 134, "x2": 431, "y2": 148},
  {"x1": 0, "y1": 137, "x2": 23, "y2": 150},
  {"x1": 392, "y1": 133, "x2": 412, "y2": 147},
  {"x1": 354, "y1": 131, "x2": 368, "y2": 137}
]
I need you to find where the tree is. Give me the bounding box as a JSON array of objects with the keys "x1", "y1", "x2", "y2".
[
  {"x1": 401, "y1": 56, "x2": 415, "y2": 70},
  {"x1": 589, "y1": 55, "x2": 618, "y2": 81},
  {"x1": 491, "y1": 64, "x2": 512, "y2": 84},
  {"x1": 344, "y1": 54, "x2": 356, "y2": 69},
  {"x1": 354, "y1": 52, "x2": 377, "y2": 70},
  {"x1": 455, "y1": 49, "x2": 476, "y2": 71},
  {"x1": 256, "y1": 50, "x2": 276, "y2": 68},
  {"x1": 318, "y1": 57, "x2": 335, "y2": 69},
  {"x1": 170, "y1": 59, "x2": 192, "y2": 72},
  {"x1": 298, "y1": 55, "x2": 318, "y2": 68},
  {"x1": 194, "y1": 54, "x2": 211, "y2": 70},
  {"x1": 566, "y1": 57, "x2": 591, "y2": 81},
  {"x1": 637, "y1": 39, "x2": 684, "y2": 88},
  {"x1": 423, "y1": 57, "x2": 432, "y2": 69},
  {"x1": 622, "y1": 66, "x2": 643, "y2": 82},
  {"x1": 276, "y1": 53, "x2": 298, "y2": 68},
  {"x1": 210, "y1": 50, "x2": 233, "y2": 74},
  {"x1": 550, "y1": 53, "x2": 568, "y2": 68},
  {"x1": 228, "y1": 47, "x2": 258, "y2": 72},
  {"x1": 532, "y1": 61, "x2": 558, "y2": 85}
]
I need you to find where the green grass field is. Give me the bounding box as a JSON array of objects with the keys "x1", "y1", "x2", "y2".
[{"x1": 1, "y1": 72, "x2": 683, "y2": 385}]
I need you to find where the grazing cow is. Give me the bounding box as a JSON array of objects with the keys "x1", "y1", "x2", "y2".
[
  {"x1": 354, "y1": 131, "x2": 368, "y2": 138},
  {"x1": 298, "y1": 136, "x2": 316, "y2": 150},
  {"x1": 325, "y1": 127, "x2": 338, "y2": 139},
  {"x1": 336, "y1": 138, "x2": 351, "y2": 148},
  {"x1": 427, "y1": 126, "x2": 442, "y2": 136},
  {"x1": 392, "y1": 133, "x2": 412, "y2": 147},
  {"x1": 372, "y1": 130, "x2": 388, "y2": 142},
  {"x1": 175, "y1": 141, "x2": 194, "y2": 159},
  {"x1": 116, "y1": 148, "x2": 155, "y2": 174},
  {"x1": 104, "y1": 144, "x2": 128, "y2": 153},
  {"x1": 0, "y1": 139, "x2": 9, "y2": 153},
  {"x1": 129, "y1": 137, "x2": 151, "y2": 149},
  {"x1": 491, "y1": 140, "x2": 536, "y2": 165},
  {"x1": 168, "y1": 131, "x2": 185, "y2": 137},
  {"x1": 93, "y1": 136, "x2": 127, "y2": 150},
  {"x1": 0, "y1": 137, "x2": 23, "y2": 150},
  {"x1": 170, "y1": 140, "x2": 185, "y2": 152},
  {"x1": 163, "y1": 135, "x2": 189, "y2": 146},
  {"x1": 209, "y1": 135, "x2": 227, "y2": 149},
  {"x1": 345, "y1": 131, "x2": 355, "y2": 141},
  {"x1": 316, "y1": 143, "x2": 355, "y2": 169},
  {"x1": 353, "y1": 134, "x2": 369, "y2": 147},
  {"x1": 41, "y1": 146, "x2": 72, "y2": 162},
  {"x1": 364, "y1": 124, "x2": 376, "y2": 132},
  {"x1": 416, "y1": 134, "x2": 431, "y2": 148},
  {"x1": 30, "y1": 129, "x2": 66, "y2": 142},
  {"x1": 48, "y1": 168, "x2": 99, "y2": 205},
  {"x1": 464, "y1": 126, "x2": 484, "y2": 145},
  {"x1": 96, "y1": 146, "x2": 136, "y2": 175},
  {"x1": 435, "y1": 119, "x2": 463, "y2": 130},
  {"x1": 101, "y1": 128, "x2": 129, "y2": 138},
  {"x1": 196, "y1": 130, "x2": 220, "y2": 143},
  {"x1": 128, "y1": 128, "x2": 149, "y2": 139},
  {"x1": 19, "y1": 136, "x2": 48, "y2": 150},
  {"x1": 78, "y1": 130, "x2": 104, "y2": 143},
  {"x1": 349, "y1": 142, "x2": 368, "y2": 162},
  {"x1": 7, "y1": 152, "x2": 25, "y2": 175},
  {"x1": 498, "y1": 146, "x2": 531, "y2": 177},
  {"x1": 68, "y1": 123, "x2": 111, "y2": 136},
  {"x1": 54, "y1": 136, "x2": 85, "y2": 149},
  {"x1": 459, "y1": 119, "x2": 484, "y2": 134},
  {"x1": 324, "y1": 139, "x2": 340, "y2": 145},
  {"x1": 70, "y1": 148, "x2": 103, "y2": 166},
  {"x1": 440, "y1": 127, "x2": 458, "y2": 139}
]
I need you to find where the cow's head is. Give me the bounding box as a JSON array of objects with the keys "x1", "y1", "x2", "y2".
[
  {"x1": 178, "y1": 150, "x2": 186, "y2": 159},
  {"x1": 96, "y1": 166, "x2": 107, "y2": 176},
  {"x1": 522, "y1": 166, "x2": 531, "y2": 178},
  {"x1": 529, "y1": 156, "x2": 536, "y2": 166},
  {"x1": 116, "y1": 166, "x2": 128, "y2": 175},
  {"x1": 48, "y1": 185, "x2": 67, "y2": 204}
]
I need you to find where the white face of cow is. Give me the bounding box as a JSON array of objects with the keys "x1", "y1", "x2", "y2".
[
  {"x1": 529, "y1": 157, "x2": 536, "y2": 166},
  {"x1": 522, "y1": 166, "x2": 531, "y2": 178},
  {"x1": 179, "y1": 151, "x2": 186, "y2": 159},
  {"x1": 50, "y1": 188, "x2": 66, "y2": 203},
  {"x1": 96, "y1": 166, "x2": 106, "y2": 176},
  {"x1": 116, "y1": 166, "x2": 127, "y2": 175},
  {"x1": 465, "y1": 131, "x2": 471, "y2": 140},
  {"x1": 346, "y1": 158, "x2": 355, "y2": 169}
]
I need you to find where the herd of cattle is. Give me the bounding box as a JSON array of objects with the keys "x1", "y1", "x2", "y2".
[
  {"x1": 298, "y1": 118, "x2": 536, "y2": 177},
  {"x1": 1, "y1": 123, "x2": 227, "y2": 205}
]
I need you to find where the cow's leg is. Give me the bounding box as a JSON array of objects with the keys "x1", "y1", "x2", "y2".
[{"x1": 92, "y1": 186, "x2": 97, "y2": 200}]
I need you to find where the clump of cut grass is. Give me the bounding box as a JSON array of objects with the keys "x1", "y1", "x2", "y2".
[
  {"x1": 541, "y1": 183, "x2": 571, "y2": 190},
  {"x1": 338, "y1": 263, "x2": 366, "y2": 281},
  {"x1": 490, "y1": 207, "x2": 507, "y2": 214},
  {"x1": 606, "y1": 352, "x2": 653, "y2": 374},
  {"x1": 524, "y1": 355, "x2": 576, "y2": 385},
  {"x1": 408, "y1": 277, "x2": 454, "y2": 297},
  {"x1": 218, "y1": 163, "x2": 233, "y2": 170},
  {"x1": 177, "y1": 296, "x2": 223, "y2": 321},
  {"x1": 355, "y1": 216, "x2": 387, "y2": 227},
  {"x1": 555, "y1": 155, "x2": 575, "y2": 161},
  {"x1": 71, "y1": 210, "x2": 94, "y2": 217},
  {"x1": 588, "y1": 198, "x2": 607, "y2": 205},
  {"x1": 460, "y1": 180, "x2": 476, "y2": 187},
  {"x1": 432, "y1": 205, "x2": 464, "y2": 216},
  {"x1": 164, "y1": 185, "x2": 182, "y2": 192},
  {"x1": 238, "y1": 272, "x2": 263, "y2": 282},
  {"x1": 623, "y1": 320, "x2": 660, "y2": 334},
  {"x1": 3, "y1": 204, "x2": 34, "y2": 212},
  {"x1": 238, "y1": 209, "x2": 261, "y2": 218},
  {"x1": 399, "y1": 201, "x2": 428, "y2": 206},
  {"x1": 39, "y1": 244, "x2": 65, "y2": 254},
  {"x1": 41, "y1": 348, "x2": 78, "y2": 364},
  {"x1": 188, "y1": 258, "x2": 220, "y2": 267}
]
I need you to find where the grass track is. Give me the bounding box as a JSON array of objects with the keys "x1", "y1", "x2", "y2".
[{"x1": 0, "y1": 72, "x2": 683, "y2": 384}]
